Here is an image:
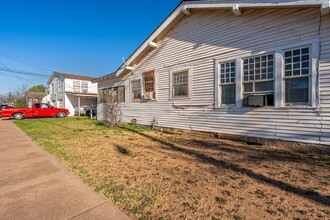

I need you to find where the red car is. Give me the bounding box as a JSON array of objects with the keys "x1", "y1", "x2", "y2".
[{"x1": 0, "y1": 103, "x2": 70, "y2": 120}]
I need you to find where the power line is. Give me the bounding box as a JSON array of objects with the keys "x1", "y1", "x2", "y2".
[
  {"x1": 0, "y1": 53, "x2": 54, "y2": 72},
  {"x1": 0, "y1": 67, "x2": 49, "y2": 78},
  {"x1": 0, "y1": 70, "x2": 39, "y2": 85},
  {"x1": 0, "y1": 62, "x2": 37, "y2": 85}
]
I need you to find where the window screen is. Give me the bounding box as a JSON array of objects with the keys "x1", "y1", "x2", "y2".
[
  {"x1": 285, "y1": 77, "x2": 309, "y2": 103},
  {"x1": 221, "y1": 84, "x2": 236, "y2": 105}
]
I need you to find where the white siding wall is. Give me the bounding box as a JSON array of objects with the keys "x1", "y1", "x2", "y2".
[
  {"x1": 48, "y1": 75, "x2": 64, "y2": 107},
  {"x1": 64, "y1": 78, "x2": 98, "y2": 94},
  {"x1": 320, "y1": 13, "x2": 330, "y2": 145},
  {"x1": 99, "y1": 8, "x2": 330, "y2": 145},
  {"x1": 64, "y1": 94, "x2": 75, "y2": 116}
]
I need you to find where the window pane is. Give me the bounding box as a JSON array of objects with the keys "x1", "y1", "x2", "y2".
[
  {"x1": 73, "y1": 81, "x2": 80, "y2": 92},
  {"x1": 173, "y1": 71, "x2": 188, "y2": 84},
  {"x1": 132, "y1": 80, "x2": 141, "y2": 100},
  {"x1": 220, "y1": 61, "x2": 235, "y2": 84},
  {"x1": 255, "y1": 81, "x2": 274, "y2": 92},
  {"x1": 285, "y1": 51, "x2": 292, "y2": 58},
  {"x1": 221, "y1": 84, "x2": 236, "y2": 105},
  {"x1": 243, "y1": 53, "x2": 274, "y2": 82},
  {"x1": 302, "y1": 69, "x2": 309, "y2": 75},
  {"x1": 302, "y1": 48, "x2": 309, "y2": 54},
  {"x1": 143, "y1": 71, "x2": 155, "y2": 93},
  {"x1": 244, "y1": 83, "x2": 253, "y2": 92},
  {"x1": 118, "y1": 86, "x2": 125, "y2": 102},
  {"x1": 173, "y1": 71, "x2": 188, "y2": 97},
  {"x1": 285, "y1": 77, "x2": 309, "y2": 103},
  {"x1": 284, "y1": 47, "x2": 310, "y2": 77},
  {"x1": 174, "y1": 84, "x2": 188, "y2": 97},
  {"x1": 82, "y1": 81, "x2": 88, "y2": 93},
  {"x1": 293, "y1": 49, "x2": 300, "y2": 56},
  {"x1": 285, "y1": 71, "x2": 292, "y2": 76}
]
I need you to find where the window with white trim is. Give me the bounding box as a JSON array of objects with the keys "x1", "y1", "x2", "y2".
[
  {"x1": 82, "y1": 81, "x2": 88, "y2": 93},
  {"x1": 58, "y1": 81, "x2": 63, "y2": 92},
  {"x1": 242, "y1": 53, "x2": 274, "y2": 106},
  {"x1": 214, "y1": 41, "x2": 318, "y2": 109},
  {"x1": 113, "y1": 86, "x2": 125, "y2": 102},
  {"x1": 172, "y1": 70, "x2": 189, "y2": 98},
  {"x1": 143, "y1": 71, "x2": 155, "y2": 100},
  {"x1": 131, "y1": 79, "x2": 141, "y2": 100},
  {"x1": 73, "y1": 81, "x2": 80, "y2": 92},
  {"x1": 284, "y1": 47, "x2": 310, "y2": 105},
  {"x1": 220, "y1": 61, "x2": 236, "y2": 105}
]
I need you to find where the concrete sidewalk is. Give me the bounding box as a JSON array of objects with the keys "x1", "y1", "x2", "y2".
[{"x1": 0, "y1": 120, "x2": 130, "y2": 220}]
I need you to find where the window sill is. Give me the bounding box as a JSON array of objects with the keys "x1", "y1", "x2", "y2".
[
  {"x1": 170, "y1": 97, "x2": 191, "y2": 101},
  {"x1": 142, "y1": 99, "x2": 157, "y2": 102},
  {"x1": 215, "y1": 105, "x2": 236, "y2": 109},
  {"x1": 131, "y1": 99, "x2": 158, "y2": 103},
  {"x1": 214, "y1": 106, "x2": 319, "y2": 111},
  {"x1": 273, "y1": 106, "x2": 319, "y2": 110}
]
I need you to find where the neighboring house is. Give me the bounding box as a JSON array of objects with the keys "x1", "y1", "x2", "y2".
[
  {"x1": 93, "y1": 0, "x2": 330, "y2": 145},
  {"x1": 43, "y1": 72, "x2": 97, "y2": 116}
]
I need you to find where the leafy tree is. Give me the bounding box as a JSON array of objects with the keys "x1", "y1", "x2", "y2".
[
  {"x1": 14, "y1": 99, "x2": 27, "y2": 108},
  {"x1": 26, "y1": 84, "x2": 47, "y2": 101},
  {"x1": 27, "y1": 85, "x2": 47, "y2": 93}
]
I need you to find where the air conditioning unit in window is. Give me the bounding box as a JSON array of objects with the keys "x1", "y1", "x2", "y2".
[
  {"x1": 144, "y1": 92, "x2": 154, "y2": 100},
  {"x1": 247, "y1": 94, "x2": 273, "y2": 107}
]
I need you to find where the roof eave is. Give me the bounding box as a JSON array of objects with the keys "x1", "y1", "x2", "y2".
[
  {"x1": 47, "y1": 72, "x2": 57, "y2": 84},
  {"x1": 97, "y1": 0, "x2": 325, "y2": 80},
  {"x1": 92, "y1": 73, "x2": 116, "y2": 83}
]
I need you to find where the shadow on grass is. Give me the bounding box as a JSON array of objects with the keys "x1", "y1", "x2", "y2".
[
  {"x1": 120, "y1": 126, "x2": 330, "y2": 207},
  {"x1": 115, "y1": 145, "x2": 130, "y2": 155},
  {"x1": 189, "y1": 138, "x2": 330, "y2": 166}
]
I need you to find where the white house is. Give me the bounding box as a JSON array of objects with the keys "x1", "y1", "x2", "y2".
[
  {"x1": 93, "y1": 0, "x2": 330, "y2": 145},
  {"x1": 43, "y1": 72, "x2": 97, "y2": 116}
]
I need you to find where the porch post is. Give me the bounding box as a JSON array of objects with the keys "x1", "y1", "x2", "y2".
[{"x1": 78, "y1": 97, "x2": 80, "y2": 117}]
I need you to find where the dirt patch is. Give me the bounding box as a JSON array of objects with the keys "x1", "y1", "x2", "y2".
[{"x1": 15, "y1": 118, "x2": 330, "y2": 219}]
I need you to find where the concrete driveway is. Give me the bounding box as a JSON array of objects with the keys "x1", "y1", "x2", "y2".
[{"x1": 0, "y1": 120, "x2": 130, "y2": 220}]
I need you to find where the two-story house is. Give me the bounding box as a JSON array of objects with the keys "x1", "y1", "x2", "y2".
[{"x1": 43, "y1": 72, "x2": 97, "y2": 116}]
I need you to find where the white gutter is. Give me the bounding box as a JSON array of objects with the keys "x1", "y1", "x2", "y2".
[{"x1": 184, "y1": 1, "x2": 324, "y2": 9}]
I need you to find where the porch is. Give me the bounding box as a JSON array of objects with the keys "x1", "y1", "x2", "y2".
[{"x1": 66, "y1": 92, "x2": 97, "y2": 116}]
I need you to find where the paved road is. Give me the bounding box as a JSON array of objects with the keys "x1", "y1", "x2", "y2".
[{"x1": 0, "y1": 120, "x2": 130, "y2": 220}]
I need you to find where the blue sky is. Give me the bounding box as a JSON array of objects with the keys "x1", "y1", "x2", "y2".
[{"x1": 0, "y1": 0, "x2": 181, "y2": 94}]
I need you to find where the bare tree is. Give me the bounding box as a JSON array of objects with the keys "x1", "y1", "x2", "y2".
[{"x1": 103, "y1": 89, "x2": 122, "y2": 128}]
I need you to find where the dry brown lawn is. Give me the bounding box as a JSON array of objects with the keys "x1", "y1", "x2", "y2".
[{"x1": 15, "y1": 118, "x2": 330, "y2": 220}]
